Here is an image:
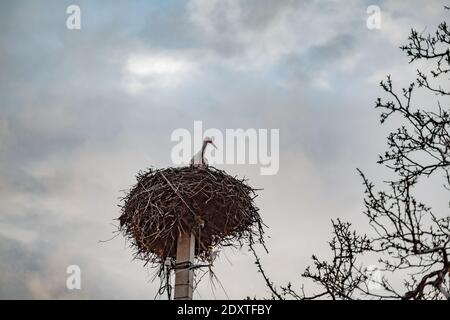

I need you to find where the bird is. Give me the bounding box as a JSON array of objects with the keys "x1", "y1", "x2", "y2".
[{"x1": 190, "y1": 137, "x2": 217, "y2": 167}]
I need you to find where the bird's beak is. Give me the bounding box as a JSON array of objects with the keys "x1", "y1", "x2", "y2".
[{"x1": 211, "y1": 141, "x2": 217, "y2": 149}]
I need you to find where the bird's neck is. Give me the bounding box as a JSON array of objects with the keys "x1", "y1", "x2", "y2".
[{"x1": 201, "y1": 141, "x2": 208, "y2": 160}]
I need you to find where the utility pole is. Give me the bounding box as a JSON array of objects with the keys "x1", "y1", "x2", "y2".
[{"x1": 174, "y1": 231, "x2": 195, "y2": 300}]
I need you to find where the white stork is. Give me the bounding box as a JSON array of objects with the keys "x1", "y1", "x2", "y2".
[{"x1": 190, "y1": 137, "x2": 217, "y2": 167}]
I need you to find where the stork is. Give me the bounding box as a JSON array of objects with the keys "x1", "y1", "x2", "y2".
[{"x1": 190, "y1": 137, "x2": 217, "y2": 167}]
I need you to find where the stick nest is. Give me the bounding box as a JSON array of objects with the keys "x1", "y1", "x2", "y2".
[{"x1": 118, "y1": 166, "x2": 265, "y2": 265}]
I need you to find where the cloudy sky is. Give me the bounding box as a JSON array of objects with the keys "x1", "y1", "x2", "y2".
[{"x1": 0, "y1": 0, "x2": 448, "y2": 299}]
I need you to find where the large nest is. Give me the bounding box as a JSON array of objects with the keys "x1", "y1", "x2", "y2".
[{"x1": 118, "y1": 166, "x2": 265, "y2": 265}]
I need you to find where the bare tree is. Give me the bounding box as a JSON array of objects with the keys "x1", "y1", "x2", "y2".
[{"x1": 252, "y1": 11, "x2": 450, "y2": 300}]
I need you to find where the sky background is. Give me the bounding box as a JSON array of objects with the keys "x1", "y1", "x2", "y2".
[{"x1": 0, "y1": 0, "x2": 449, "y2": 299}]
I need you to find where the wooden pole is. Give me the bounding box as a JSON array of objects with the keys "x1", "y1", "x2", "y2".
[{"x1": 174, "y1": 231, "x2": 195, "y2": 300}]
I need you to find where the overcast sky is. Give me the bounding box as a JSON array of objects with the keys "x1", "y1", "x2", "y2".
[{"x1": 0, "y1": 0, "x2": 449, "y2": 299}]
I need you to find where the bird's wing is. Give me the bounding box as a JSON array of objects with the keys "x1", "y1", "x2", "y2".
[{"x1": 191, "y1": 150, "x2": 203, "y2": 165}]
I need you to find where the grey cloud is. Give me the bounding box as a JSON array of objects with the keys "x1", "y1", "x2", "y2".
[{"x1": 0, "y1": 0, "x2": 447, "y2": 299}]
